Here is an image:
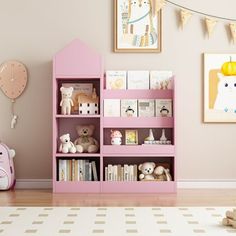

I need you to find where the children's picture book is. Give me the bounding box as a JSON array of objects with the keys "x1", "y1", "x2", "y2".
[
  {"x1": 156, "y1": 99, "x2": 173, "y2": 117},
  {"x1": 125, "y1": 130, "x2": 138, "y2": 145},
  {"x1": 127, "y1": 71, "x2": 149, "y2": 89},
  {"x1": 138, "y1": 99, "x2": 155, "y2": 117},
  {"x1": 104, "y1": 99, "x2": 121, "y2": 117},
  {"x1": 150, "y1": 71, "x2": 173, "y2": 90},
  {"x1": 106, "y1": 71, "x2": 127, "y2": 89},
  {"x1": 121, "y1": 99, "x2": 138, "y2": 117},
  {"x1": 61, "y1": 83, "x2": 93, "y2": 113}
]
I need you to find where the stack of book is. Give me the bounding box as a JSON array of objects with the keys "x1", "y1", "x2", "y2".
[
  {"x1": 58, "y1": 159, "x2": 98, "y2": 181},
  {"x1": 105, "y1": 164, "x2": 138, "y2": 181}
]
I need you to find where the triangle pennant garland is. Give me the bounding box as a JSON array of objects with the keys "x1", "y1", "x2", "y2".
[
  {"x1": 229, "y1": 23, "x2": 236, "y2": 44},
  {"x1": 180, "y1": 9, "x2": 192, "y2": 29},
  {"x1": 153, "y1": 0, "x2": 166, "y2": 14},
  {"x1": 205, "y1": 18, "x2": 217, "y2": 38}
]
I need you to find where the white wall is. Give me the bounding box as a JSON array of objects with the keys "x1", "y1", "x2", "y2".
[{"x1": 0, "y1": 0, "x2": 236, "y2": 180}]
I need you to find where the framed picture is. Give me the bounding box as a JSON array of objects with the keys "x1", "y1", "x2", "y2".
[
  {"x1": 204, "y1": 53, "x2": 236, "y2": 123},
  {"x1": 114, "y1": 0, "x2": 161, "y2": 52},
  {"x1": 125, "y1": 130, "x2": 138, "y2": 145}
]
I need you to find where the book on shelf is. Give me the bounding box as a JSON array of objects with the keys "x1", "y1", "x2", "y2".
[
  {"x1": 61, "y1": 83, "x2": 93, "y2": 113},
  {"x1": 127, "y1": 71, "x2": 149, "y2": 89},
  {"x1": 58, "y1": 159, "x2": 98, "y2": 181},
  {"x1": 150, "y1": 71, "x2": 173, "y2": 90},
  {"x1": 104, "y1": 164, "x2": 138, "y2": 181},
  {"x1": 106, "y1": 71, "x2": 127, "y2": 90},
  {"x1": 104, "y1": 99, "x2": 121, "y2": 117},
  {"x1": 121, "y1": 99, "x2": 138, "y2": 117},
  {"x1": 156, "y1": 99, "x2": 172, "y2": 117},
  {"x1": 138, "y1": 99, "x2": 155, "y2": 117}
]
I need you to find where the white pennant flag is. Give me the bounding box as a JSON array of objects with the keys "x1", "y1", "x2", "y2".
[
  {"x1": 229, "y1": 23, "x2": 236, "y2": 44},
  {"x1": 205, "y1": 18, "x2": 217, "y2": 38},
  {"x1": 153, "y1": 0, "x2": 166, "y2": 15},
  {"x1": 180, "y1": 9, "x2": 192, "y2": 29}
]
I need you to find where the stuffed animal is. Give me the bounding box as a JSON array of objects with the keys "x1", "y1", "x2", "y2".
[
  {"x1": 138, "y1": 162, "x2": 156, "y2": 181},
  {"x1": 74, "y1": 125, "x2": 99, "y2": 153},
  {"x1": 60, "y1": 87, "x2": 74, "y2": 115},
  {"x1": 154, "y1": 166, "x2": 172, "y2": 181},
  {"x1": 59, "y1": 134, "x2": 76, "y2": 154}
]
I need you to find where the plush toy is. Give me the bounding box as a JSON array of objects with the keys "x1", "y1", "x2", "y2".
[
  {"x1": 74, "y1": 125, "x2": 99, "y2": 153},
  {"x1": 223, "y1": 209, "x2": 236, "y2": 228},
  {"x1": 111, "y1": 130, "x2": 122, "y2": 145},
  {"x1": 138, "y1": 162, "x2": 156, "y2": 181},
  {"x1": 59, "y1": 134, "x2": 76, "y2": 154},
  {"x1": 154, "y1": 166, "x2": 172, "y2": 181},
  {"x1": 60, "y1": 87, "x2": 74, "y2": 115}
]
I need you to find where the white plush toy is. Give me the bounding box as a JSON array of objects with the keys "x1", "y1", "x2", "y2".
[
  {"x1": 74, "y1": 125, "x2": 99, "y2": 153},
  {"x1": 59, "y1": 134, "x2": 76, "y2": 154},
  {"x1": 138, "y1": 162, "x2": 156, "y2": 181},
  {"x1": 60, "y1": 87, "x2": 74, "y2": 115}
]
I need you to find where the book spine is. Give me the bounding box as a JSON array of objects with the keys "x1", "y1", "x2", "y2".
[
  {"x1": 105, "y1": 167, "x2": 108, "y2": 181},
  {"x1": 117, "y1": 165, "x2": 121, "y2": 181},
  {"x1": 91, "y1": 161, "x2": 98, "y2": 181},
  {"x1": 71, "y1": 159, "x2": 75, "y2": 181},
  {"x1": 108, "y1": 164, "x2": 112, "y2": 181},
  {"x1": 134, "y1": 164, "x2": 137, "y2": 181},
  {"x1": 113, "y1": 165, "x2": 118, "y2": 181},
  {"x1": 89, "y1": 162, "x2": 92, "y2": 181},
  {"x1": 85, "y1": 160, "x2": 89, "y2": 181},
  {"x1": 124, "y1": 164, "x2": 128, "y2": 181},
  {"x1": 59, "y1": 159, "x2": 67, "y2": 181},
  {"x1": 121, "y1": 167, "x2": 124, "y2": 181}
]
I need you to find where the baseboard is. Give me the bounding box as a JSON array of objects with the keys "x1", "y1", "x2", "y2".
[
  {"x1": 15, "y1": 179, "x2": 236, "y2": 189},
  {"x1": 15, "y1": 179, "x2": 52, "y2": 189},
  {"x1": 177, "y1": 179, "x2": 236, "y2": 189}
]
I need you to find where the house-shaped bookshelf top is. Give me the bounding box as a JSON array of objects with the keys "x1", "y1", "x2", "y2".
[{"x1": 53, "y1": 39, "x2": 102, "y2": 78}]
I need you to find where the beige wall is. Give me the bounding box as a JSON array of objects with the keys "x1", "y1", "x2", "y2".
[{"x1": 0, "y1": 0, "x2": 236, "y2": 180}]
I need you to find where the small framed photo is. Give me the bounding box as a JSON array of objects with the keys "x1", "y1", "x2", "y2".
[{"x1": 125, "y1": 130, "x2": 138, "y2": 145}]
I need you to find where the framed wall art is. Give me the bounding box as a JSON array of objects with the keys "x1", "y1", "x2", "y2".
[
  {"x1": 204, "y1": 53, "x2": 236, "y2": 123},
  {"x1": 114, "y1": 0, "x2": 162, "y2": 52}
]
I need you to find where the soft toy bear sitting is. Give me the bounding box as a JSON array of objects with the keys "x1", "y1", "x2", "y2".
[
  {"x1": 138, "y1": 162, "x2": 156, "y2": 181},
  {"x1": 74, "y1": 125, "x2": 99, "y2": 153},
  {"x1": 59, "y1": 133, "x2": 76, "y2": 153},
  {"x1": 154, "y1": 166, "x2": 172, "y2": 181}
]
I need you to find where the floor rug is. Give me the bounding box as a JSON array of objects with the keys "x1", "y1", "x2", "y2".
[{"x1": 0, "y1": 207, "x2": 234, "y2": 236}]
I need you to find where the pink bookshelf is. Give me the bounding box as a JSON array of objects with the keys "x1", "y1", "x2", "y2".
[{"x1": 52, "y1": 39, "x2": 176, "y2": 193}]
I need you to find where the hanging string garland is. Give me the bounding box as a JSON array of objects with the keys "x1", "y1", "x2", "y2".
[{"x1": 156, "y1": 0, "x2": 236, "y2": 42}]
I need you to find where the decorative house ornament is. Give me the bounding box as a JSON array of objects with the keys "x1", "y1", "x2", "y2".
[
  {"x1": 205, "y1": 17, "x2": 217, "y2": 38},
  {"x1": 0, "y1": 60, "x2": 28, "y2": 128},
  {"x1": 78, "y1": 88, "x2": 99, "y2": 115},
  {"x1": 229, "y1": 23, "x2": 236, "y2": 44},
  {"x1": 180, "y1": 9, "x2": 192, "y2": 29}
]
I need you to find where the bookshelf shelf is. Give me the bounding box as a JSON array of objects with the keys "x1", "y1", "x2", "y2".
[
  {"x1": 103, "y1": 117, "x2": 173, "y2": 128},
  {"x1": 53, "y1": 39, "x2": 176, "y2": 193}
]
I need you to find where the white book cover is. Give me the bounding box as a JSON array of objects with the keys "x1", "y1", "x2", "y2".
[
  {"x1": 61, "y1": 83, "x2": 93, "y2": 113},
  {"x1": 127, "y1": 71, "x2": 149, "y2": 89},
  {"x1": 59, "y1": 159, "x2": 67, "y2": 181},
  {"x1": 106, "y1": 71, "x2": 126, "y2": 90},
  {"x1": 121, "y1": 99, "x2": 138, "y2": 117},
  {"x1": 138, "y1": 99, "x2": 155, "y2": 117},
  {"x1": 121, "y1": 167, "x2": 124, "y2": 181},
  {"x1": 150, "y1": 71, "x2": 173, "y2": 90},
  {"x1": 104, "y1": 99, "x2": 121, "y2": 117},
  {"x1": 156, "y1": 99, "x2": 173, "y2": 117},
  {"x1": 129, "y1": 165, "x2": 134, "y2": 181},
  {"x1": 124, "y1": 164, "x2": 129, "y2": 181},
  {"x1": 112, "y1": 165, "x2": 118, "y2": 181}
]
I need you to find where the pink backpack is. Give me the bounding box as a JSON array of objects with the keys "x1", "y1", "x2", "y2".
[{"x1": 0, "y1": 143, "x2": 16, "y2": 190}]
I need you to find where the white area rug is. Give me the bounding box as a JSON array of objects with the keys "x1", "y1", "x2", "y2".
[{"x1": 0, "y1": 207, "x2": 234, "y2": 236}]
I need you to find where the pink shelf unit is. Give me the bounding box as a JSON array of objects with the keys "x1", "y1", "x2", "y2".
[
  {"x1": 52, "y1": 39, "x2": 103, "y2": 193},
  {"x1": 52, "y1": 39, "x2": 176, "y2": 193}
]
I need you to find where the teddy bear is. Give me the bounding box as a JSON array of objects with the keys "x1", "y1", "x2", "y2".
[
  {"x1": 60, "y1": 86, "x2": 74, "y2": 115},
  {"x1": 74, "y1": 125, "x2": 99, "y2": 153},
  {"x1": 59, "y1": 133, "x2": 76, "y2": 154},
  {"x1": 154, "y1": 166, "x2": 172, "y2": 181},
  {"x1": 138, "y1": 162, "x2": 156, "y2": 181}
]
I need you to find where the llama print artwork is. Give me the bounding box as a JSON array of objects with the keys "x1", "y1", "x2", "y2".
[
  {"x1": 204, "y1": 53, "x2": 236, "y2": 122},
  {"x1": 115, "y1": 0, "x2": 161, "y2": 52}
]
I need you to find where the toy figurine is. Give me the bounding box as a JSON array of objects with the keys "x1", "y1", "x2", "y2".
[
  {"x1": 60, "y1": 87, "x2": 74, "y2": 115},
  {"x1": 111, "y1": 130, "x2": 122, "y2": 145}
]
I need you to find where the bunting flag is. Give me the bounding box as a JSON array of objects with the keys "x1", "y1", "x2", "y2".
[
  {"x1": 229, "y1": 23, "x2": 236, "y2": 44},
  {"x1": 180, "y1": 9, "x2": 192, "y2": 29},
  {"x1": 153, "y1": 0, "x2": 166, "y2": 15},
  {"x1": 205, "y1": 18, "x2": 217, "y2": 38}
]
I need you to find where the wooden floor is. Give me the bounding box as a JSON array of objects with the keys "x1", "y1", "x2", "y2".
[{"x1": 0, "y1": 189, "x2": 236, "y2": 206}]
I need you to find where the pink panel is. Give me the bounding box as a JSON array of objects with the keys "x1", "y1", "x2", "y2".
[
  {"x1": 101, "y1": 182, "x2": 176, "y2": 193},
  {"x1": 54, "y1": 39, "x2": 102, "y2": 77}
]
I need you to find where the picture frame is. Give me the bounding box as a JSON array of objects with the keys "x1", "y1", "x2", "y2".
[
  {"x1": 204, "y1": 53, "x2": 236, "y2": 123},
  {"x1": 114, "y1": 0, "x2": 162, "y2": 52},
  {"x1": 125, "y1": 130, "x2": 139, "y2": 145}
]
